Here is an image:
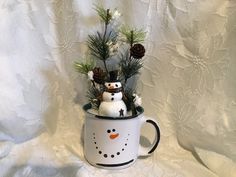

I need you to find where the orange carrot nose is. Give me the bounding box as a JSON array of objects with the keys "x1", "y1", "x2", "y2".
[
  {"x1": 110, "y1": 133, "x2": 119, "y2": 139},
  {"x1": 109, "y1": 86, "x2": 114, "y2": 89}
]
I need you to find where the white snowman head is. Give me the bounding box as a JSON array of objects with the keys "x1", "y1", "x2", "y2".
[
  {"x1": 102, "y1": 70, "x2": 123, "y2": 102},
  {"x1": 104, "y1": 70, "x2": 122, "y2": 90},
  {"x1": 104, "y1": 81, "x2": 122, "y2": 90}
]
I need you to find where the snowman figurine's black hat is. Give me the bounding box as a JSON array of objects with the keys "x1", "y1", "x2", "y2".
[{"x1": 107, "y1": 70, "x2": 120, "y2": 82}]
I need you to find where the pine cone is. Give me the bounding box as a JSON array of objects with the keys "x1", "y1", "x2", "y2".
[
  {"x1": 130, "y1": 43, "x2": 145, "y2": 59},
  {"x1": 93, "y1": 67, "x2": 105, "y2": 84}
]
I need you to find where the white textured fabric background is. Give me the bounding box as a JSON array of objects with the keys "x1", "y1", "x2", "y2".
[{"x1": 0, "y1": 0, "x2": 236, "y2": 176}]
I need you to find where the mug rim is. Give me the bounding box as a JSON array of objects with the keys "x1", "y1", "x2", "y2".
[{"x1": 83, "y1": 103, "x2": 144, "y2": 120}]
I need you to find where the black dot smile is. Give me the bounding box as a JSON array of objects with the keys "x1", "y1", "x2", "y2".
[{"x1": 93, "y1": 132, "x2": 130, "y2": 159}]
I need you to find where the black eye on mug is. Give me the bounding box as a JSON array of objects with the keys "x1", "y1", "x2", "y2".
[
  {"x1": 115, "y1": 84, "x2": 118, "y2": 87},
  {"x1": 107, "y1": 129, "x2": 111, "y2": 133},
  {"x1": 112, "y1": 129, "x2": 116, "y2": 132},
  {"x1": 108, "y1": 84, "x2": 111, "y2": 86}
]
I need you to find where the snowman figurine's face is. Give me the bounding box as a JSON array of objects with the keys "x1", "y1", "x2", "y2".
[
  {"x1": 105, "y1": 82, "x2": 122, "y2": 90},
  {"x1": 102, "y1": 81, "x2": 123, "y2": 102}
]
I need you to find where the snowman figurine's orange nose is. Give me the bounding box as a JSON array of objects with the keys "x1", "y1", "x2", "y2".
[
  {"x1": 110, "y1": 133, "x2": 119, "y2": 139},
  {"x1": 109, "y1": 85, "x2": 114, "y2": 89}
]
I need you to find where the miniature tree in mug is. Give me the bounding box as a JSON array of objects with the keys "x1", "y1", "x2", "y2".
[{"x1": 75, "y1": 5, "x2": 146, "y2": 117}]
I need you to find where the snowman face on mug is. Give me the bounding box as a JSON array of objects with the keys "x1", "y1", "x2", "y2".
[
  {"x1": 105, "y1": 82, "x2": 122, "y2": 90},
  {"x1": 92, "y1": 128, "x2": 130, "y2": 159}
]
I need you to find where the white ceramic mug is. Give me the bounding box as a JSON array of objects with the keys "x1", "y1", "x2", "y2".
[{"x1": 83, "y1": 103, "x2": 160, "y2": 169}]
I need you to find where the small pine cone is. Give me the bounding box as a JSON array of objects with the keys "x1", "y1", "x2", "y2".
[
  {"x1": 130, "y1": 43, "x2": 145, "y2": 59},
  {"x1": 93, "y1": 67, "x2": 105, "y2": 84}
]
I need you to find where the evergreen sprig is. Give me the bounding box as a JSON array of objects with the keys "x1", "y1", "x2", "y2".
[
  {"x1": 120, "y1": 27, "x2": 146, "y2": 46},
  {"x1": 87, "y1": 31, "x2": 118, "y2": 61},
  {"x1": 95, "y1": 5, "x2": 112, "y2": 25},
  {"x1": 123, "y1": 88, "x2": 137, "y2": 115},
  {"x1": 119, "y1": 53, "x2": 143, "y2": 83},
  {"x1": 74, "y1": 61, "x2": 95, "y2": 74},
  {"x1": 87, "y1": 86, "x2": 103, "y2": 109},
  {"x1": 88, "y1": 32, "x2": 110, "y2": 61}
]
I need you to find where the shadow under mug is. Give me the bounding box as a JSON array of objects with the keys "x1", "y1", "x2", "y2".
[{"x1": 83, "y1": 103, "x2": 161, "y2": 170}]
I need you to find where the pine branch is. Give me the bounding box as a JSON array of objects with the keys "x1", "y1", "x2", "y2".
[
  {"x1": 120, "y1": 27, "x2": 146, "y2": 45},
  {"x1": 94, "y1": 5, "x2": 112, "y2": 25},
  {"x1": 88, "y1": 32, "x2": 117, "y2": 60},
  {"x1": 74, "y1": 61, "x2": 95, "y2": 74},
  {"x1": 88, "y1": 6, "x2": 120, "y2": 75},
  {"x1": 87, "y1": 30, "x2": 118, "y2": 74},
  {"x1": 119, "y1": 52, "x2": 143, "y2": 84},
  {"x1": 123, "y1": 88, "x2": 137, "y2": 115},
  {"x1": 87, "y1": 33, "x2": 109, "y2": 61},
  {"x1": 87, "y1": 86, "x2": 103, "y2": 109}
]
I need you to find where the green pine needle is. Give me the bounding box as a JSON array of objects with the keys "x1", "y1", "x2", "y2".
[
  {"x1": 123, "y1": 88, "x2": 135, "y2": 111},
  {"x1": 87, "y1": 31, "x2": 117, "y2": 61},
  {"x1": 74, "y1": 61, "x2": 95, "y2": 74},
  {"x1": 94, "y1": 5, "x2": 112, "y2": 24},
  {"x1": 87, "y1": 86, "x2": 103, "y2": 109},
  {"x1": 123, "y1": 88, "x2": 137, "y2": 115},
  {"x1": 119, "y1": 53, "x2": 143, "y2": 82},
  {"x1": 120, "y1": 26, "x2": 146, "y2": 45},
  {"x1": 88, "y1": 33, "x2": 109, "y2": 61}
]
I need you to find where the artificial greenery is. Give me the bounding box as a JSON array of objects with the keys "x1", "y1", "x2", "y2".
[
  {"x1": 74, "y1": 60, "x2": 95, "y2": 74},
  {"x1": 95, "y1": 5, "x2": 112, "y2": 25},
  {"x1": 119, "y1": 52, "x2": 143, "y2": 84},
  {"x1": 120, "y1": 27, "x2": 146, "y2": 46},
  {"x1": 74, "y1": 5, "x2": 146, "y2": 112},
  {"x1": 87, "y1": 86, "x2": 103, "y2": 109},
  {"x1": 123, "y1": 88, "x2": 137, "y2": 115}
]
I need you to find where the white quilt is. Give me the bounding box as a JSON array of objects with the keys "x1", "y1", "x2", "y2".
[{"x1": 0, "y1": 0, "x2": 236, "y2": 176}]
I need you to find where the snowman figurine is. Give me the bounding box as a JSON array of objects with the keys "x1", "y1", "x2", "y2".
[{"x1": 99, "y1": 71, "x2": 127, "y2": 117}]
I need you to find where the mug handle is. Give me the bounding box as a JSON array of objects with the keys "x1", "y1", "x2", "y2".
[{"x1": 138, "y1": 116, "x2": 161, "y2": 156}]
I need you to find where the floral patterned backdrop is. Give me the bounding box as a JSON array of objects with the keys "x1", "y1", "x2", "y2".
[{"x1": 0, "y1": 0, "x2": 235, "y2": 176}]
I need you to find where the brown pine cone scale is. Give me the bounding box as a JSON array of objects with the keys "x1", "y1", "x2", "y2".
[
  {"x1": 130, "y1": 43, "x2": 145, "y2": 59},
  {"x1": 93, "y1": 67, "x2": 105, "y2": 84}
]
